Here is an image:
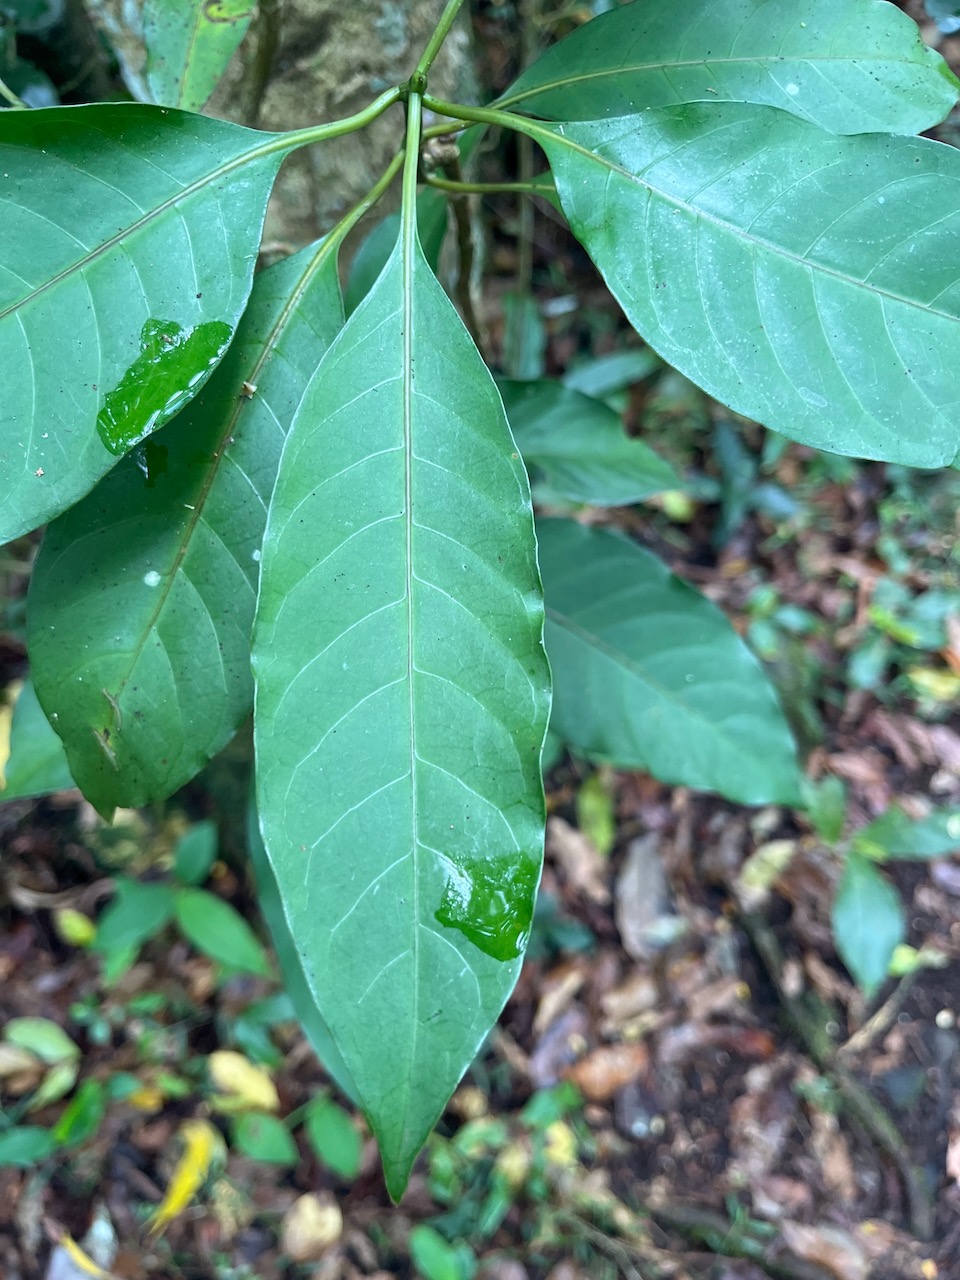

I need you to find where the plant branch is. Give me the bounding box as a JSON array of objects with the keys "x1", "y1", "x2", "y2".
[
  {"x1": 424, "y1": 175, "x2": 554, "y2": 197},
  {"x1": 278, "y1": 86, "x2": 403, "y2": 155},
  {"x1": 739, "y1": 910, "x2": 933, "y2": 1241},
  {"x1": 0, "y1": 75, "x2": 26, "y2": 109},
  {"x1": 244, "y1": 0, "x2": 281, "y2": 127},
  {"x1": 413, "y1": 0, "x2": 467, "y2": 90}
]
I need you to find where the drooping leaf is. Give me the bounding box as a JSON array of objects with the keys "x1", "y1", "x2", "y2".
[
  {"x1": 498, "y1": 378, "x2": 679, "y2": 506},
  {"x1": 537, "y1": 518, "x2": 801, "y2": 805},
  {"x1": 0, "y1": 103, "x2": 290, "y2": 541},
  {"x1": 536, "y1": 104, "x2": 960, "y2": 468},
  {"x1": 143, "y1": 0, "x2": 255, "y2": 112},
  {"x1": 253, "y1": 223, "x2": 550, "y2": 1199},
  {"x1": 854, "y1": 804, "x2": 960, "y2": 860},
  {"x1": 504, "y1": 0, "x2": 959, "y2": 135},
  {"x1": 246, "y1": 796, "x2": 360, "y2": 1105},
  {"x1": 26, "y1": 239, "x2": 344, "y2": 815},
  {"x1": 0, "y1": 679, "x2": 75, "y2": 801},
  {"x1": 174, "y1": 886, "x2": 271, "y2": 976},
  {"x1": 831, "y1": 850, "x2": 905, "y2": 995}
]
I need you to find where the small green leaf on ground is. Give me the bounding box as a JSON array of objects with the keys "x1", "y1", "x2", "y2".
[
  {"x1": 232, "y1": 1112, "x2": 298, "y2": 1165},
  {"x1": 831, "y1": 851, "x2": 905, "y2": 996},
  {"x1": 0, "y1": 1126, "x2": 57, "y2": 1167},
  {"x1": 174, "y1": 887, "x2": 271, "y2": 976},
  {"x1": 304, "y1": 1095, "x2": 362, "y2": 1180}
]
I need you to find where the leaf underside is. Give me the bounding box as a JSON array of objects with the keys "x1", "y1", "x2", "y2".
[
  {"x1": 540, "y1": 104, "x2": 960, "y2": 468},
  {"x1": 505, "y1": 0, "x2": 959, "y2": 135},
  {"x1": 27, "y1": 240, "x2": 344, "y2": 815},
  {"x1": 0, "y1": 104, "x2": 283, "y2": 542},
  {"x1": 537, "y1": 518, "x2": 802, "y2": 806},
  {"x1": 253, "y1": 231, "x2": 550, "y2": 1199}
]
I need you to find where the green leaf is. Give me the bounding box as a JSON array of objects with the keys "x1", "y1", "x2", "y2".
[
  {"x1": 504, "y1": 0, "x2": 959, "y2": 135},
  {"x1": 253, "y1": 225, "x2": 550, "y2": 1199},
  {"x1": 498, "y1": 379, "x2": 679, "y2": 506},
  {"x1": 304, "y1": 1095, "x2": 362, "y2": 1180},
  {"x1": 562, "y1": 349, "x2": 660, "y2": 398},
  {"x1": 143, "y1": 0, "x2": 255, "y2": 112},
  {"x1": 0, "y1": 1126, "x2": 57, "y2": 1167},
  {"x1": 831, "y1": 850, "x2": 905, "y2": 995},
  {"x1": 409, "y1": 1225, "x2": 474, "y2": 1280},
  {"x1": 537, "y1": 519, "x2": 801, "y2": 805},
  {"x1": 174, "y1": 820, "x2": 218, "y2": 886},
  {"x1": 4, "y1": 1017, "x2": 78, "y2": 1064},
  {"x1": 52, "y1": 1079, "x2": 105, "y2": 1148},
  {"x1": 26, "y1": 238, "x2": 344, "y2": 815},
  {"x1": 231, "y1": 1111, "x2": 298, "y2": 1165},
  {"x1": 174, "y1": 886, "x2": 270, "y2": 976},
  {"x1": 94, "y1": 879, "x2": 176, "y2": 957},
  {"x1": 246, "y1": 796, "x2": 360, "y2": 1104},
  {"x1": 1, "y1": 679, "x2": 75, "y2": 801},
  {"x1": 537, "y1": 104, "x2": 960, "y2": 468},
  {"x1": 854, "y1": 805, "x2": 960, "y2": 860},
  {"x1": 345, "y1": 190, "x2": 449, "y2": 316},
  {"x1": 0, "y1": 103, "x2": 289, "y2": 541},
  {"x1": 801, "y1": 775, "x2": 848, "y2": 844}
]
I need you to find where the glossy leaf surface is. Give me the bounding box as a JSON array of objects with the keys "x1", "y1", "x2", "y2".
[
  {"x1": 498, "y1": 379, "x2": 679, "y2": 506},
  {"x1": 0, "y1": 104, "x2": 286, "y2": 541},
  {"x1": 539, "y1": 105, "x2": 960, "y2": 468},
  {"x1": 537, "y1": 519, "x2": 801, "y2": 805},
  {"x1": 144, "y1": 0, "x2": 255, "y2": 111},
  {"x1": 505, "y1": 0, "x2": 958, "y2": 135},
  {"x1": 27, "y1": 241, "x2": 344, "y2": 816},
  {"x1": 253, "y1": 230, "x2": 550, "y2": 1198},
  {"x1": 831, "y1": 851, "x2": 904, "y2": 995}
]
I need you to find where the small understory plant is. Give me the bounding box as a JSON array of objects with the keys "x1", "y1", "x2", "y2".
[{"x1": 2, "y1": 0, "x2": 960, "y2": 1196}]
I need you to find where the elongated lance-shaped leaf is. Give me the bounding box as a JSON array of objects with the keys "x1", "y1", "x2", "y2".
[
  {"x1": 535, "y1": 104, "x2": 960, "y2": 469},
  {"x1": 26, "y1": 239, "x2": 345, "y2": 817},
  {"x1": 253, "y1": 227, "x2": 550, "y2": 1199},
  {"x1": 538, "y1": 519, "x2": 802, "y2": 806},
  {"x1": 143, "y1": 0, "x2": 255, "y2": 112},
  {"x1": 503, "y1": 0, "x2": 959, "y2": 135},
  {"x1": 0, "y1": 104, "x2": 289, "y2": 542}
]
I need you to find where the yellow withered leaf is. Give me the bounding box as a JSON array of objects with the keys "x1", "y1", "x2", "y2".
[
  {"x1": 147, "y1": 1118, "x2": 222, "y2": 1237},
  {"x1": 208, "y1": 1050, "x2": 279, "y2": 1113},
  {"x1": 58, "y1": 1233, "x2": 113, "y2": 1279}
]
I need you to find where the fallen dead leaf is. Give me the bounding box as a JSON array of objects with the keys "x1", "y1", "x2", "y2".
[
  {"x1": 546, "y1": 816, "x2": 610, "y2": 904},
  {"x1": 780, "y1": 1221, "x2": 868, "y2": 1280},
  {"x1": 564, "y1": 1041, "x2": 650, "y2": 1102},
  {"x1": 209, "y1": 1050, "x2": 279, "y2": 1113},
  {"x1": 281, "y1": 1192, "x2": 342, "y2": 1262},
  {"x1": 599, "y1": 969, "x2": 658, "y2": 1035},
  {"x1": 533, "y1": 959, "x2": 587, "y2": 1036},
  {"x1": 614, "y1": 833, "x2": 673, "y2": 960}
]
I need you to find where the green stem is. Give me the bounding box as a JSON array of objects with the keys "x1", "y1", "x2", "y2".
[
  {"x1": 0, "y1": 76, "x2": 27, "y2": 109},
  {"x1": 412, "y1": 0, "x2": 467, "y2": 90},
  {"x1": 328, "y1": 148, "x2": 405, "y2": 252},
  {"x1": 278, "y1": 86, "x2": 403, "y2": 155},
  {"x1": 422, "y1": 94, "x2": 547, "y2": 146},
  {"x1": 425, "y1": 174, "x2": 553, "y2": 197}
]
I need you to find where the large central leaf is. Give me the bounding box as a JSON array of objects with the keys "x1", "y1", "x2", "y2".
[
  {"x1": 0, "y1": 104, "x2": 286, "y2": 541},
  {"x1": 252, "y1": 228, "x2": 550, "y2": 1198},
  {"x1": 504, "y1": 0, "x2": 959, "y2": 135},
  {"x1": 537, "y1": 104, "x2": 960, "y2": 468}
]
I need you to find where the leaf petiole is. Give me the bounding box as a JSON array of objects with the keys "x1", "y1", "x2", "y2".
[{"x1": 424, "y1": 174, "x2": 554, "y2": 198}]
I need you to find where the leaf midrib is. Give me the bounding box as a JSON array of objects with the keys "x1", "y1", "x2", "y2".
[
  {"x1": 501, "y1": 51, "x2": 934, "y2": 111},
  {"x1": 534, "y1": 117, "x2": 960, "y2": 325}
]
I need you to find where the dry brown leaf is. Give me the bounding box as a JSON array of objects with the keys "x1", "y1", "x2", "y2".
[
  {"x1": 614, "y1": 834, "x2": 672, "y2": 960},
  {"x1": 780, "y1": 1221, "x2": 868, "y2": 1280},
  {"x1": 564, "y1": 1041, "x2": 650, "y2": 1102},
  {"x1": 281, "y1": 1193, "x2": 342, "y2": 1262},
  {"x1": 533, "y1": 960, "x2": 587, "y2": 1037},
  {"x1": 546, "y1": 816, "x2": 610, "y2": 904},
  {"x1": 600, "y1": 970, "x2": 659, "y2": 1033}
]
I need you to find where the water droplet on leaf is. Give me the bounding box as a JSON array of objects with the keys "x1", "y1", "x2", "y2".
[{"x1": 434, "y1": 851, "x2": 539, "y2": 961}]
